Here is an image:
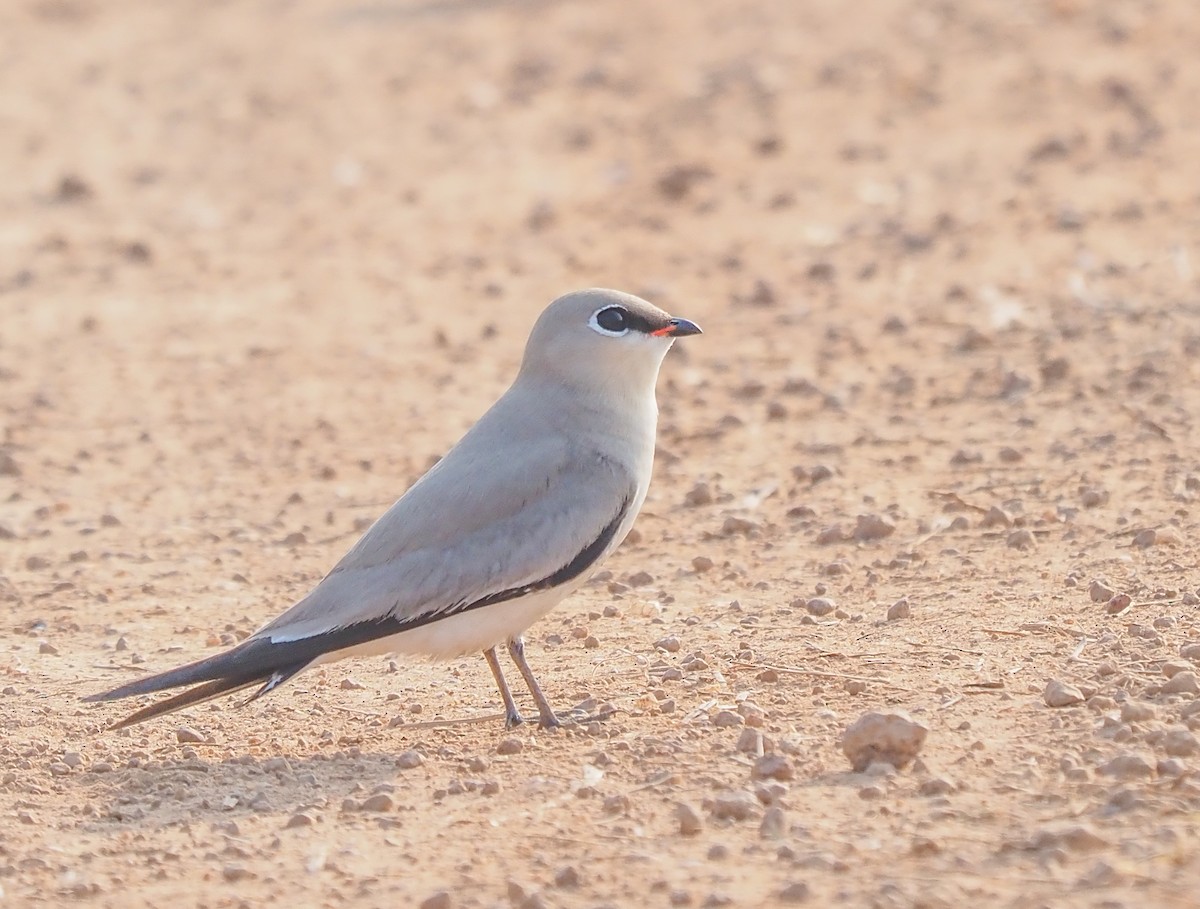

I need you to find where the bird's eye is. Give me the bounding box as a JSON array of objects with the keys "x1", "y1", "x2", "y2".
[{"x1": 593, "y1": 306, "x2": 628, "y2": 334}]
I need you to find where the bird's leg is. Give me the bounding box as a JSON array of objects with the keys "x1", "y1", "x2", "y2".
[
  {"x1": 483, "y1": 646, "x2": 524, "y2": 728},
  {"x1": 506, "y1": 635, "x2": 561, "y2": 729}
]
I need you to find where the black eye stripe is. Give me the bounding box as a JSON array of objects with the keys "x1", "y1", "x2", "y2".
[{"x1": 594, "y1": 306, "x2": 664, "y2": 335}]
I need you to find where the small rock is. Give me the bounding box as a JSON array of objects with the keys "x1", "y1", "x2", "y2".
[
  {"x1": 805, "y1": 597, "x2": 836, "y2": 616},
  {"x1": 222, "y1": 864, "x2": 255, "y2": 882},
  {"x1": 553, "y1": 866, "x2": 580, "y2": 889},
  {"x1": 340, "y1": 677, "x2": 365, "y2": 690},
  {"x1": 751, "y1": 754, "x2": 794, "y2": 782},
  {"x1": 1120, "y1": 701, "x2": 1155, "y2": 723},
  {"x1": 655, "y1": 635, "x2": 682, "y2": 653},
  {"x1": 1044, "y1": 679, "x2": 1085, "y2": 708},
  {"x1": 1162, "y1": 661, "x2": 1191, "y2": 678},
  {"x1": 1158, "y1": 758, "x2": 1186, "y2": 777},
  {"x1": 814, "y1": 524, "x2": 847, "y2": 545},
  {"x1": 176, "y1": 726, "x2": 207, "y2": 744},
  {"x1": 886, "y1": 598, "x2": 910, "y2": 621},
  {"x1": 779, "y1": 882, "x2": 811, "y2": 904},
  {"x1": 841, "y1": 711, "x2": 928, "y2": 772},
  {"x1": 1031, "y1": 824, "x2": 1109, "y2": 852},
  {"x1": 737, "y1": 727, "x2": 764, "y2": 755},
  {"x1": 1097, "y1": 752, "x2": 1155, "y2": 779},
  {"x1": 38, "y1": 642, "x2": 58, "y2": 655},
  {"x1": 1161, "y1": 729, "x2": 1199, "y2": 756},
  {"x1": 1089, "y1": 580, "x2": 1116, "y2": 602},
  {"x1": 1105, "y1": 594, "x2": 1132, "y2": 615},
  {"x1": 360, "y1": 793, "x2": 395, "y2": 812},
  {"x1": 1180, "y1": 642, "x2": 1200, "y2": 661},
  {"x1": 918, "y1": 777, "x2": 955, "y2": 796},
  {"x1": 1163, "y1": 671, "x2": 1200, "y2": 695},
  {"x1": 685, "y1": 483, "x2": 713, "y2": 507},
  {"x1": 1007, "y1": 529, "x2": 1036, "y2": 550},
  {"x1": 979, "y1": 506, "x2": 1012, "y2": 528},
  {"x1": 396, "y1": 749, "x2": 423, "y2": 770},
  {"x1": 712, "y1": 710, "x2": 743, "y2": 728},
  {"x1": 496, "y1": 737, "x2": 524, "y2": 755},
  {"x1": 692, "y1": 556, "x2": 714, "y2": 572},
  {"x1": 709, "y1": 790, "x2": 759, "y2": 821},
  {"x1": 285, "y1": 812, "x2": 315, "y2": 828},
  {"x1": 759, "y1": 805, "x2": 787, "y2": 839},
  {"x1": 419, "y1": 891, "x2": 452, "y2": 909},
  {"x1": 853, "y1": 514, "x2": 895, "y2": 541},
  {"x1": 721, "y1": 516, "x2": 758, "y2": 536},
  {"x1": 674, "y1": 802, "x2": 703, "y2": 835},
  {"x1": 62, "y1": 752, "x2": 82, "y2": 769}
]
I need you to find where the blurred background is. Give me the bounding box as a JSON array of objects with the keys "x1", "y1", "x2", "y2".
[{"x1": 3, "y1": 2, "x2": 1200, "y2": 905}]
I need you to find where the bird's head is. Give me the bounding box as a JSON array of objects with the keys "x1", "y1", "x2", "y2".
[{"x1": 518, "y1": 288, "x2": 702, "y2": 397}]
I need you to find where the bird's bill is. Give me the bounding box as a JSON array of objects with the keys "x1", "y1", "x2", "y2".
[{"x1": 651, "y1": 317, "x2": 703, "y2": 338}]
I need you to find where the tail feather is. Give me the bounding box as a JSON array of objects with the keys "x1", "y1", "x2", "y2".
[
  {"x1": 85, "y1": 636, "x2": 319, "y2": 729},
  {"x1": 83, "y1": 638, "x2": 274, "y2": 703},
  {"x1": 106, "y1": 676, "x2": 264, "y2": 730},
  {"x1": 86, "y1": 615, "x2": 407, "y2": 729}
]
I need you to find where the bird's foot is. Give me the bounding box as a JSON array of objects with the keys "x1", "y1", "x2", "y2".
[
  {"x1": 536, "y1": 709, "x2": 562, "y2": 730},
  {"x1": 505, "y1": 709, "x2": 526, "y2": 729}
]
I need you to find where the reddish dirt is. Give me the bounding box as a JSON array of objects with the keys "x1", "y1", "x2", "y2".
[{"x1": 3, "y1": 1, "x2": 1200, "y2": 907}]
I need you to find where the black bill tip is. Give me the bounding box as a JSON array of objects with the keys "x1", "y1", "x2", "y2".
[{"x1": 653, "y1": 317, "x2": 702, "y2": 338}]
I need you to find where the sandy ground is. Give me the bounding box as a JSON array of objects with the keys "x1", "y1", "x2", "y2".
[{"x1": 3, "y1": 0, "x2": 1200, "y2": 906}]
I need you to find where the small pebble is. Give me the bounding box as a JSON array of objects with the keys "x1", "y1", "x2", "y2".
[
  {"x1": 814, "y1": 524, "x2": 847, "y2": 545},
  {"x1": 1007, "y1": 529, "x2": 1035, "y2": 550},
  {"x1": 1120, "y1": 701, "x2": 1155, "y2": 723},
  {"x1": 751, "y1": 754, "x2": 794, "y2": 781},
  {"x1": 222, "y1": 864, "x2": 255, "y2": 882},
  {"x1": 360, "y1": 793, "x2": 394, "y2": 812},
  {"x1": 737, "y1": 728, "x2": 764, "y2": 755},
  {"x1": 1097, "y1": 752, "x2": 1154, "y2": 779},
  {"x1": 285, "y1": 812, "x2": 315, "y2": 829},
  {"x1": 1163, "y1": 671, "x2": 1200, "y2": 695},
  {"x1": 496, "y1": 738, "x2": 524, "y2": 755},
  {"x1": 709, "y1": 790, "x2": 758, "y2": 821},
  {"x1": 805, "y1": 597, "x2": 836, "y2": 617},
  {"x1": 886, "y1": 598, "x2": 910, "y2": 621},
  {"x1": 841, "y1": 711, "x2": 928, "y2": 771},
  {"x1": 674, "y1": 802, "x2": 703, "y2": 835},
  {"x1": 1161, "y1": 729, "x2": 1199, "y2": 756},
  {"x1": 759, "y1": 805, "x2": 786, "y2": 839},
  {"x1": 655, "y1": 635, "x2": 682, "y2": 653},
  {"x1": 1105, "y1": 594, "x2": 1132, "y2": 615},
  {"x1": 1044, "y1": 679, "x2": 1085, "y2": 708},
  {"x1": 419, "y1": 891, "x2": 451, "y2": 909},
  {"x1": 176, "y1": 726, "x2": 207, "y2": 744},
  {"x1": 553, "y1": 866, "x2": 580, "y2": 889},
  {"x1": 979, "y1": 506, "x2": 1011, "y2": 528},
  {"x1": 853, "y1": 514, "x2": 895, "y2": 541},
  {"x1": 712, "y1": 710, "x2": 743, "y2": 728},
  {"x1": 779, "y1": 882, "x2": 811, "y2": 904}
]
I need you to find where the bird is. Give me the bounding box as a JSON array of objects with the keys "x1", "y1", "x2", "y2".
[{"x1": 86, "y1": 288, "x2": 702, "y2": 731}]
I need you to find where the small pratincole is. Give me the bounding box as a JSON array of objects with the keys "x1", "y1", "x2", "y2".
[{"x1": 86, "y1": 288, "x2": 702, "y2": 730}]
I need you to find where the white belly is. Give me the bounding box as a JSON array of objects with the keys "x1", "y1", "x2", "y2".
[{"x1": 312, "y1": 583, "x2": 575, "y2": 664}]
